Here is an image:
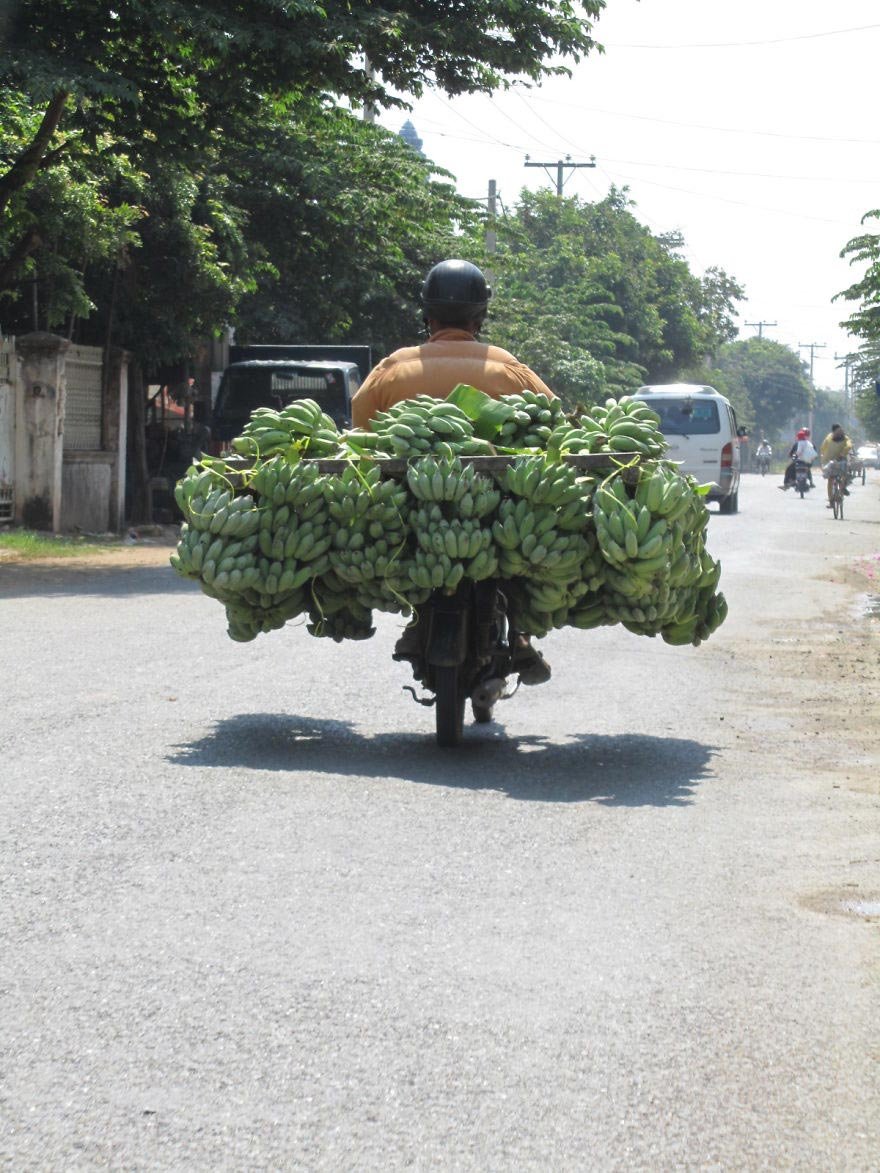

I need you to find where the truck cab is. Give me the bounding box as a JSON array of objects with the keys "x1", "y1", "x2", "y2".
[{"x1": 210, "y1": 359, "x2": 361, "y2": 451}]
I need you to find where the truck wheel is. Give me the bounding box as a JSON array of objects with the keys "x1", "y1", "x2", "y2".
[{"x1": 435, "y1": 666, "x2": 465, "y2": 747}]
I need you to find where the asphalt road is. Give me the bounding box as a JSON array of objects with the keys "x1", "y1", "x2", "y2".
[{"x1": 1, "y1": 471, "x2": 879, "y2": 1170}]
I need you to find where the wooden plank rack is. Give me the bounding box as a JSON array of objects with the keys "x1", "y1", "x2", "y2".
[{"x1": 221, "y1": 452, "x2": 644, "y2": 477}]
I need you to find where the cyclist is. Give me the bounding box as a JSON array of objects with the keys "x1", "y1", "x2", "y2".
[
  {"x1": 351, "y1": 259, "x2": 556, "y2": 685},
  {"x1": 820, "y1": 423, "x2": 853, "y2": 508}
]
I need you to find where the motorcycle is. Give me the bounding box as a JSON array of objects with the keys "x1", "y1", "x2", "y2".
[
  {"x1": 755, "y1": 445, "x2": 772, "y2": 475},
  {"x1": 398, "y1": 579, "x2": 517, "y2": 746},
  {"x1": 793, "y1": 459, "x2": 813, "y2": 498}
]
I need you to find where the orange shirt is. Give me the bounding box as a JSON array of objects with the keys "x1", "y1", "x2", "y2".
[{"x1": 350, "y1": 328, "x2": 555, "y2": 428}]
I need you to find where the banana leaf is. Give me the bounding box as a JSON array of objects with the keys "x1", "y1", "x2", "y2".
[{"x1": 447, "y1": 383, "x2": 513, "y2": 440}]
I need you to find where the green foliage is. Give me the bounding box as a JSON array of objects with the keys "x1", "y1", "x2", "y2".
[
  {"x1": 710, "y1": 338, "x2": 812, "y2": 438},
  {"x1": 836, "y1": 209, "x2": 880, "y2": 437},
  {"x1": 837, "y1": 209, "x2": 880, "y2": 346},
  {"x1": 228, "y1": 103, "x2": 478, "y2": 356},
  {"x1": 471, "y1": 188, "x2": 732, "y2": 408},
  {"x1": 697, "y1": 266, "x2": 746, "y2": 358},
  {"x1": 853, "y1": 384, "x2": 880, "y2": 438},
  {"x1": 2, "y1": 0, "x2": 607, "y2": 362}
]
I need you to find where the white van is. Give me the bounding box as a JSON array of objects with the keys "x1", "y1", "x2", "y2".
[{"x1": 631, "y1": 383, "x2": 741, "y2": 514}]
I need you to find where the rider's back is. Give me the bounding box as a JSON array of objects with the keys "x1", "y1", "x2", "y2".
[{"x1": 351, "y1": 327, "x2": 554, "y2": 427}]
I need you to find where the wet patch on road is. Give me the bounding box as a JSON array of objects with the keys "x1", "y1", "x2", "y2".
[{"x1": 800, "y1": 889, "x2": 880, "y2": 923}]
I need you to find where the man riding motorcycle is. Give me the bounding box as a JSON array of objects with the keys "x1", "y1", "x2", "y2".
[
  {"x1": 350, "y1": 259, "x2": 556, "y2": 685},
  {"x1": 781, "y1": 427, "x2": 816, "y2": 490}
]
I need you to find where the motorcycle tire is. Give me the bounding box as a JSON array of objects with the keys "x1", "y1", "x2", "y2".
[{"x1": 435, "y1": 665, "x2": 466, "y2": 747}]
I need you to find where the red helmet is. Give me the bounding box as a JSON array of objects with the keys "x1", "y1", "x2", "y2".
[{"x1": 796, "y1": 428, "x2": 807, "y2": 439}]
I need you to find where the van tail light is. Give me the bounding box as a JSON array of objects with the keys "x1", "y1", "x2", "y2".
[{"x1": 721, "y1": 442, "x2": 733, "y2": 468}]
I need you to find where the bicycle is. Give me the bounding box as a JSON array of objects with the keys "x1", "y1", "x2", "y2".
[{"x1": 827, "y1": 459, "x2": 848, "y2": 519}]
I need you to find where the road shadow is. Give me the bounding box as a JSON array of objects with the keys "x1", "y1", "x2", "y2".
[
  {"x1": 167, "y1": 712, "x2": 716, "y2": 807},
  {"x1": 0, "y1": 562, "x2": 192, "y2": 598}
]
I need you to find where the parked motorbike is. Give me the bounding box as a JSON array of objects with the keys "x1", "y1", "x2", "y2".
[{"x1": 398, "y1": 579, "x2": 517, "y2": 746}]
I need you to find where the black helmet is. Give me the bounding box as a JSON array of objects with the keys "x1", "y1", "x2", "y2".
[{"x1": 420, "y1": 259, "x2": 491, "y2": 323}]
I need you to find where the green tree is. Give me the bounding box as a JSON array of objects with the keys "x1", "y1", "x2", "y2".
[
  {"x1": 712, "y1": 338, "x2": 811, "y2": 439},
  {"x1": 1, "y1": 0, "x2": 606, "y2": 245},
  {"x1": 473, "y1": 188, "x2": 727, "y2": 406},
  {"x1": 226, "y1": 104, "x2": 479, "y2": 358},
  {"x1": 837, "y1": 208, "x2": 880, "y2": 348},
  {"x1": 697, "y1": 266, "x2": 746, "y2": 360},
  {"x1": 836, "y1": 210, "x2": 880, "y2": 436}
]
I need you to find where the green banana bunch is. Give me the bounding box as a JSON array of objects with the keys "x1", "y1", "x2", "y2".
[
  {"x1": 494, "y1": 391, "x2": 567, "y2": 449},
  {"x1": 579, "y1": 397, "x2": 667, "y2": 458},
  {"x1": 406, "y1": 455, "x2": 499, "y2": 513},
  {"x1": 545, "y1": 420, "x2": 607, "y2": 455},
  {"x1": 307, "y1": 596, "x2": 375, "y2": 642},
  {"x1": 366, "y1": 396, "x2": 492, "y2": 457},
  {"x1": 172, "y1": 409, "x2": 729, "y2": 649},
  {"x1": 322, "y1": 461, "x2": 408, "y2": 528},
  {"x1": 593, "y1": 474, "x2": 674, "y2": 571},
  {"x1": 501, "y1": 455, "x2": 590, "y2": 507},
  {"x1": 231, "y1": 399, "x2": 340, "y2": 459},
  {"x1": 174, "y1": 459, "x2": 232, "y2": 516}
]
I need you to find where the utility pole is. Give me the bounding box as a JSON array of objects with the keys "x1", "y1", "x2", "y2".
[
  {"x1": 486, "y1": 180, "x2": 497, "y2": 257},
  {"x1": 745, "y1": 320, "x2": 777, "y2": 339},
  {"x1": 799, "y1": 341, "x2": 826, "y2": 436},
  {"x1": 835, "y1": 352, "x2": 857, "y2": 427},
  {"x1": 524, "y1": 154, "x2": 596, "y2": 196}
]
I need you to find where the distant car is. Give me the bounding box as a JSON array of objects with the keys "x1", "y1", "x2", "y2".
[{"x1": 855, "y1": 443, "x2": 879, "y2": 469}]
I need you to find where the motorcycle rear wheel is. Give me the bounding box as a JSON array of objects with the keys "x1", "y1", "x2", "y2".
[{"x1": 435, "y1": 665, "x2": 466, "y2": 747}]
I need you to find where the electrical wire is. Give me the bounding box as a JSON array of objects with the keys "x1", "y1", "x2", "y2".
[
  {"x1": 606, "y1": 22, "x2": 880, "y2": 50},
  {"x1": 598, "y1": 166, "x2": 855, "y2": 226},
  {"x1": 524, "y1": 94, "x2": 880, "y2": 146}
]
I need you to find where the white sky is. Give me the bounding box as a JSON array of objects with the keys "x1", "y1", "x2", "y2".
[{"x1": 378, "y1": 0, "x2": 880, "y2": 394}]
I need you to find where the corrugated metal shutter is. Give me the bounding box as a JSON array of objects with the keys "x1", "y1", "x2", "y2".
[{"x1": 64, "y1": 346, "x2": 103, "y2": 450}]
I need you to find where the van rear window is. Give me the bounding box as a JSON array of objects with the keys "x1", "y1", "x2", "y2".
[{"x1": 643, "y1": 397, "x2": 720, "y2": 435}]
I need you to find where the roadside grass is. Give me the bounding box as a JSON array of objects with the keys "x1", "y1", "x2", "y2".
[{"x1": 0, "y1": 528, "x2": 118, "y2": 560}]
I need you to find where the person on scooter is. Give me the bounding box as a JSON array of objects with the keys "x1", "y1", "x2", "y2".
[
  {"x1": 820, "y1": 422, "x2": 853, "y2": 507},
  {"x1": 755, "y1": 436, "x2": 772, "y2": 472},
  {"x1": 780, "y1": 427, "x2": 817, "y2": 490},
  {"x1": 350, "y1": 259, "x2": 556, "y2": 685}
]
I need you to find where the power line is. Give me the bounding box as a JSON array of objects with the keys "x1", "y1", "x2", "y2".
[
  {"x1": 600, "y1": 168, "x2": 849, "y2": 225},
  {"x1": 607, "y1": 22, "x2": 880, "y2": 50},
  {"x1": 525, "y1": 96, "x2": 880, "y2": 147}
]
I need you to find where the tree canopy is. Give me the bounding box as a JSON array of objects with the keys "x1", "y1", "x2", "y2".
[
  {"x1": 1, "y1": 0, "x2": 607, "y2": 357},
  {"x1": 467, "y1": 188, "x2": 742, "y2": 407},
  {"x1": 701, "y1": 338, "x2": 812, "y2": 438}
]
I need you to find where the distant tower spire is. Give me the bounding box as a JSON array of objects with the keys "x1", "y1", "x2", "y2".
[{"x1": 399, "y1": 119, "x2": 424, "y2": 156}]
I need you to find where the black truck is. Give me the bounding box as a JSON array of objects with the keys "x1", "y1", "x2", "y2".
[{"x1": 210, "y1": 344, "x2": 373, "y2": 452}]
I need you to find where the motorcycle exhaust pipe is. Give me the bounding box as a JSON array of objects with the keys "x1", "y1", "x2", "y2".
[{"x1": 471, "y1": 676, "x2": 507, "y2": 710}]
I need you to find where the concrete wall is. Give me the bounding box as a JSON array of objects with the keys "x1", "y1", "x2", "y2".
[
  {"x1": 4, "y1": 334, "x2": 129, "y2": 533},
  {"x1": 62, "y1": 455, "x2": 113, "y2": 533}
]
